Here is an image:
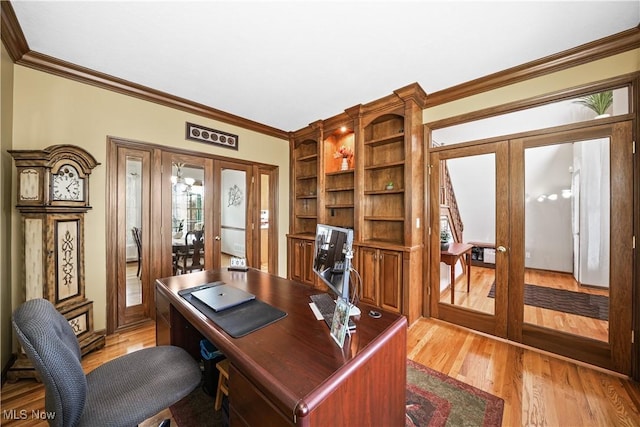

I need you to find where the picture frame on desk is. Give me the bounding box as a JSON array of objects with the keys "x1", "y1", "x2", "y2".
[{"x1": 330, "y1": 297, "x2": 350, "y2": 347}]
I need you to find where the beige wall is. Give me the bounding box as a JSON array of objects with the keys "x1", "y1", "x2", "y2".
[
  {"x1": 1, "y1": 43, "x2": 15, "y2": 373},
  {"x1": 9, "y1": 66, "x2": 290, "y2": 332},
  {"x1": 423, "y1": 48, "x2": 640, "y2": 122}
]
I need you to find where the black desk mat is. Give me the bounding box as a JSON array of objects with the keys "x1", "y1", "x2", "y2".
[{"x1": 179, "y1": 282, "x2": 287, "y2": 338}]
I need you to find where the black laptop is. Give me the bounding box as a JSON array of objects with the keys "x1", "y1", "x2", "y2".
[{"x1": 190, "y1": 283, "x2": 256, "y2": 312}]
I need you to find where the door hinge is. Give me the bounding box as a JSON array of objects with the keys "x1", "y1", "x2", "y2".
[
  {"x1": 428, "y1": 226, "x2": 431, "y2": 236},
  {"x1": 633, "y1": 235, "x2": 636, "y2": 249},
  {"x1": 427, "y1": 164, "x2": 432, "y2": 175},
  {"x1": 633, "y1": 140, "x2": 636, "y2": 154},
  {"x1": 632, "y1": 330, "x2": 635, "y2": 344}
]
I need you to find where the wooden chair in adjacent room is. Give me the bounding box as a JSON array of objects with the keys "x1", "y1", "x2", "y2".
[
  {"x1": 132, "y1": 226, "x2": 142, "y2": 277},
  {"x1": 176, "y1": 230, "x2": 205, "y2": 274}
]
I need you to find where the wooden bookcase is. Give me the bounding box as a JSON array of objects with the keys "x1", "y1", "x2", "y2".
[
  {"x1": 362, "y1": 114, "x2": 406, "y2": 245},
  {"x1": 290, "y1": 124, "x2": 321, "y2": 237},
  {"x1": 288, "y1": 84, "x2": 427, "y2": 324},
  {"x1": 322, "y1": 120, "x2": 356, "y2": 229}
]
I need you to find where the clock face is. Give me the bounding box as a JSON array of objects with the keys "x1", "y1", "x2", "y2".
[{"x1": 52, "y1": 165, "x2": 84, "y2": 201}]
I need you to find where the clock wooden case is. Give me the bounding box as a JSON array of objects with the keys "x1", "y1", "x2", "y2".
[
  {"x1": 8, "y1": 145, "x2": 105, "y2": 379},
  {"x1": 11, "y1": 144, "x2": 93, "y2": 210}
]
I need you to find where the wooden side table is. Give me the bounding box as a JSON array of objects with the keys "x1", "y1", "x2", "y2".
[{"x1": 440, "y1": 243, "x2": 474, "y2": 304}]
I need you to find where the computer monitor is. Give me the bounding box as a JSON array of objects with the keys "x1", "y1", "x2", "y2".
[{"x1": 312, "y1": 223, "x2": 354, "y2": 304}]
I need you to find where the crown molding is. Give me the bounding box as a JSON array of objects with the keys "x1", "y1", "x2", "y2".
[
  {"x1": 425, "y1": 24, "x2": 640, "y2": 108},
  {"x1": 3, "y1": 0, "x2": 638, "y2": 134},
  {"x1": 1, "y1": 1, "x2": 28, "y2": 61},
  {"x1": 0, "y1": 2, "x2": 288, "y2": 140}
]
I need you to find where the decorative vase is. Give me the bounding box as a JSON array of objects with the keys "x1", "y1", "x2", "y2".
[
  {"x1": 440, "y1": 242, "x2": 450, "y2": 251},
  {"x1": 341, "y1": 157, "x2": 349, "y2": 170}
]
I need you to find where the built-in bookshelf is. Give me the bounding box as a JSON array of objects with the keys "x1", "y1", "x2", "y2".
[
  {"x1": 363, "y1": 114, "x2": 405, "y2": 245},
  {"x1": 288, "y1": 83, "x2": 427, "y2": 324},
  {"x1": 292, "y1": 138, "x2": 318, "y2": 236},
  {"x1": 323, "y1": 126, "x2": 355, "y2": 229}
]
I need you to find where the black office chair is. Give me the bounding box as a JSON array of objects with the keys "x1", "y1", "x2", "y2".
[{"x1": 12, "y1": 298, "x2": 202, "y2": 427}]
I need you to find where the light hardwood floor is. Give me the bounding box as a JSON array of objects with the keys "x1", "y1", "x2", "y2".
[
  {"x1": 440, "y1": 266, "x2": 609, "y2": 342},
  {"x1": 2, "y1": 316, "x2": 639, "y2": 426}
]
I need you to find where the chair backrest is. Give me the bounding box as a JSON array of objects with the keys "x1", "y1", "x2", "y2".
[
  {"x1": 185, "y1": 230, "x2": 204, "y2": 267},
  {"x1": 12, "y1": 298, "x2": 87, "y2": 427},
  {"x1": 184, "y1": 229, "x2": 203, "y2": 245},
  {"x1": 132, "y1": 226, "x2": 142, "y2": 254}
]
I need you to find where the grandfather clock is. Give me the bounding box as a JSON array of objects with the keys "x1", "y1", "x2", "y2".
[{"x1": 8, "y1": 144, "x2": 105, "y2": 380}]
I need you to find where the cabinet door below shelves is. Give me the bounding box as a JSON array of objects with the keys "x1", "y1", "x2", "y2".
[
  {"x1": 359, "y1": 247, "x2": 378, "y2": 306},
  {"x1": 357, "y1": 247, "x2": 402, "y2": 314},
  {"x1": 378, "y1": 249, "x2": 402, "y2": 313},
  {"x1": 290, "y1": 238, "x2": 315, "y2": 287}
]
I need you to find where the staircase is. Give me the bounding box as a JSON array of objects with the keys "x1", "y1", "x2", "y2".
[{"x1": 440, "y1": 162, "x2": 463, "y2": 243}]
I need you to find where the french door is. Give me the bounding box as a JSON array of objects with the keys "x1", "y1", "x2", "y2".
[
  {"x1": 111, "y1": 144, "x2": 153, "y2": 329},
  {"x1": 160, "y1": 154, "x2": 255, "y2": 277},
  {"x1": 108, "y1": 139, "x2": 274, "y2": 333},
  {"x1": 429, "y1": 121, "x2": 634, "y2": 374},
  {"x1": 161, "y1": 152, "x2": 214, "y2": 278},
  {"x1": 429, "y1": 140, "x2": 510, "y2": 337}
]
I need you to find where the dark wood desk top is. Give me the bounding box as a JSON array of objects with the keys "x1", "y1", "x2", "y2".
[{"x1": 155, "y1": 268, "x2": 407, "y2": 422}]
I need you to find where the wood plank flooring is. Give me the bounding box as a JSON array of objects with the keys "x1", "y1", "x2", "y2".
[
  {"x1": 440, "y1": 266, "x2": 609, "y2": 342},
  {"x1": 3, "y1": 317, "x2": 639, "y2": 426}
]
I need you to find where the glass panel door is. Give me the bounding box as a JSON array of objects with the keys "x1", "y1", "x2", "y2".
[
  {"x1": 515, "y1": 122, "x2": 633, "y2": 373},
  {"x1": 162, "y1": 153, "x2": 213, "y2": 278},
  {"x1": 523, "y1": 139, "x2": 609, "y2": 342},
  {"x1": 171, "y1": 162, "x2": 205, "y2": 275},
  {"x1": 115, "y1": 146, "x2": 151, "y2": 329},
  {"x1": 259, "y1": 172, "x2": 270, "y2": 272},
  {"x1": 429, "y1": 141, "x2": 510, "y2": 337},
  {"x1": 219, "y1": 165, "x2": 248, "y2": 267},
  {"x1": 125, "y1": 156, "x2": 142, "y2": 307}
]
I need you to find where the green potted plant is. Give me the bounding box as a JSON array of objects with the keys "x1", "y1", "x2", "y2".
[
  {"x1": 574, "y1": 91, "x2": 613, "y2": 118},
  {"x1": 440, "y1": 229, "x2": 451, "y2": 250}
]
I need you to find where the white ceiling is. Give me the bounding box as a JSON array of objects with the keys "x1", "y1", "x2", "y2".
[{"x1": 10, "y1": 1, "x2": 640, "y2": 132}]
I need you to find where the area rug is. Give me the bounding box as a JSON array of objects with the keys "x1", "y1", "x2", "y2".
[
  {"x1": 406, "y1": 360, "x2": 503, "y2": 427},
  {"x1": 171, "y1": 360, "x2": 504, "y2": 427},
  {"x1": 487, "y1": 282, "x2": 609, "y2": 320}
]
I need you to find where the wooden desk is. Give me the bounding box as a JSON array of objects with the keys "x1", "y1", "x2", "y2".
[
  {"x1": 155, "y1": 269, "x2": 407, "y2": 426},
  {"x1": 440, "y1": 242, "x2": 473, "y2": 304}
]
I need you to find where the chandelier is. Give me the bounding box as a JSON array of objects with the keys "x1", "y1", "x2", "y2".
[{"x1": 171, "y1": 163, "x2": 195, "y2": 193}]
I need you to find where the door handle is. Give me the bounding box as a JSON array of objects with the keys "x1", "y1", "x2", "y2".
[
  {"x1": 497, "y1": 246, "x2": 507, "y2": 253},
  {"x1": 215, "y1": 236, "x2": 221, "y2": 241}
]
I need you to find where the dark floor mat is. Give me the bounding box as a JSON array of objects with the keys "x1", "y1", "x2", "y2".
[{"x1": 488, "y1": 282, "x2": 608, "y2": 320}]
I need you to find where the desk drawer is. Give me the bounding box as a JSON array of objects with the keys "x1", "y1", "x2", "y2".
[{"x1": 229, "y1": 364, "x2": 293, "y2": 427}]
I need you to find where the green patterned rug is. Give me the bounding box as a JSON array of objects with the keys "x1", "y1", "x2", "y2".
[
  {"x1": 406, "y1": 359, "x2": 504, "y2": 426},
  {"x1": 171, "y1": 360, "x2": 504, "y2": 426}
]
